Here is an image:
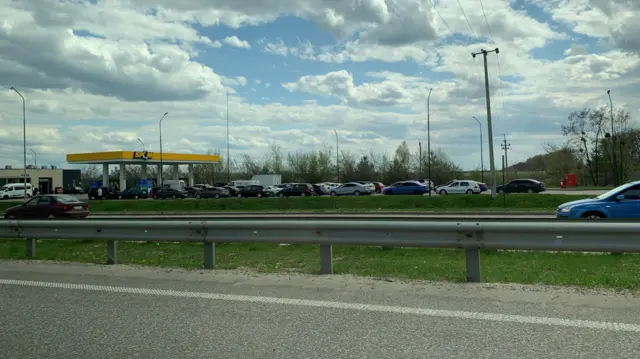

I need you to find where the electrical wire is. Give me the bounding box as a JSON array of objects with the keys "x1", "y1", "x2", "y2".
[
  {"x1": 479, "y1": 0, "x2": 494, "y2": 42},
  {"x1": 428, "y1": 0, "x2": 455, "y2": 37},
  {"x1": 456, "y1": 0, "x2": 478, "y2": 39}
]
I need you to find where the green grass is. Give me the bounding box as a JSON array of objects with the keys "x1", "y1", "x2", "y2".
[
  {"x1": 0, "y1": 194, "x2": 591, "y2": 213},
  {"x1": 547, "y1": 186, "x2": 613, "y2": 191},
  {"x1": 1, "y1": 239, "x2": 638, "y2": 289}
]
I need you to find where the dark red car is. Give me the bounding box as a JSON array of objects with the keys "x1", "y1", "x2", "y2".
[{"x1": 3, "y1": 195, "x2": 89, "y2": 219}]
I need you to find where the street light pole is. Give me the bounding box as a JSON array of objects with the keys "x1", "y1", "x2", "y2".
[
  {"x1": 226, "y1": 91, "x2": 231, "y2": 183},
  {"x1": 472, "y1": 116, "x2": 484, "y2": 183},
  {"x1": 30, "y1": 149, "x2": 36, "y2": 167},
  {"x1": 427, "y1": 88, "x2": 432, "y2": 197},
  {"x1": 10, "y1": 87, "x2": 27, "y2": 200},
  {"x1": 158, "y1": 112, "x2": 168, "y2": 189},
  {"x1": 137, "y1": 138, "x2": 145, "y2": 152},
  {"x1": 334, "y1": 129, "x2": 339, "y2": 182},
  {"x1": 607, "y1": 90, "x2": 617, "y2": 186}
]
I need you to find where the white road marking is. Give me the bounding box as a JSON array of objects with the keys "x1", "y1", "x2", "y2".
[{"x1": 1, "y1": 278, "x2": 639, "y2": 332}]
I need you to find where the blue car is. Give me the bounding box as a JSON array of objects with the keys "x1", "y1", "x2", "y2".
[
  {"x1": 382, "y1": 181, "x2": 429, "y2": 195},
  {"x1": 556, "y1": 181, "x2": 640, "y2": 219}
]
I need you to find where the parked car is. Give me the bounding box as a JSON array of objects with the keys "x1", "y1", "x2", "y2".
[
  {"x1": 63, "y1": 185, "x2": 85, "y2": 195},
  {"x1": 354, "y1": 181, "x2": 376, "y2": 193},
  {"x1": 312, "y1": 184, "x2": 327, "y2": 196},
  {"x1": 88, "y1": 187, "x2": 119, "y2": 200},
  {"x1": 4, "y1": 195, "x2": 89, "y2": 219},
  {"x1": 557, "y1": 181, "x2": 640, "y2": 219},
  {"x1": 382, "y1": 181, "x2": 428, "y2": 195},
  {"x1": 436, "y1": 180, "x2": 482, "y2": 195},
  {"x1": 329, "y1": 182, "x2": 372, "y2": 196},
  {"x1": 496, "y1": 179, "x2": 546, "y2": 194},
  {"x1": 264, "y1": 185, "x2": 283, "y2": 196},
  {"x1": 118, "y1": 187, "x2": 148, "y2": 200},
  {"x1": 153, "y1": 188, "x2": 187, "y2": 199},
  {"x1": 372, "y1": 182, "x2": 385, "y2": 193},
  {"x1": 416, "y1": 179, "x2": 435, "y2": 190},
  {"x1": 223, "y1": 186, "x2": 241, "y2": 196},
  {"x1": 277, "y1": 183, "x2": 313, "y2": 197},
  {"x1": 478, "y1": 182, "x2": 489, "y2": 192},
  {"x1": 195, "y1": 187, "x2": 230, "y2": 199},
  {"x1": 237, "y1": 185, "x2": 267, "y2": 198},
  {"x1": 183, "y1": 186, "x2": 200, "y2": 197}
]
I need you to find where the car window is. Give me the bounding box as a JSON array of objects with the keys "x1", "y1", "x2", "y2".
[
  {"x1": 56, "y1": 195, "x2": 80, "y2": 203},
  {"x1": 450, "y1": 182, "x2": 459, "y2": 187},
  {"x1": 403, "y1": 182, "x2": 415, "y2": 187},
  {"x1": 460, "y1": 182, "x2": 469, "y2": 187},
  {"x1": 25, "y1": 198, "x2": 39, "y2": 206},
  {"x1": 38, "y1": 197, "x2": 52, "y2": 204},
  {"x1": 621, "y1": 185, "x2": 640, "y2": 200}
]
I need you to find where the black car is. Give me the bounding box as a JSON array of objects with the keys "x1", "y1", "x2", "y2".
[
  {"x1": 237, "y1": 185, "x2": 267, "y2": 198},
  {"x1": 312, "y1": 184, "x2": 325, "y2": 196},
  {"x1": 118, "y1": 187, "x2": 149, "y2": 200},
  {"x1": 183, "y1": 186, "x2": 200, "y2": 197},
  {"x1": 223, "y1": 186, "x2": 241, "y2": 196},
  {"x1": 88, "y1": 187, "x2": 119, "y2": 200},
  {"x1": 153, "y1": 188, "x2": 187, "y2": 199},
  {"x1": 195, "y1": 187, "x2": 230, "y2": 199},
  {"x1": 496, "y1": 179, "x2": 546, "y2": 194},
  {"x1": 277, "y1": 183, "x2": 313, "y2": 197}
]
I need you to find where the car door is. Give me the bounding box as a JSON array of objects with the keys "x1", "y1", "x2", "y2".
[
  {"x1": 505, "y1": 180, "x2": 519, "y2": 193},
  {"x1": 458, "y1": 181, "x2": 470, "y2": 194},
  {"x1": 337, "y1": 184, "x2": 352, "y2": 195},
  {"x1": 448, "y1": 181, "x2": 461, "y2": 194},
  {"x1": 21, "y1": 197, "x2": 41, "y2": 218},
  {"x1": 34, "y1": 196, "x2": 54, "y2": 218},
  {"x1": 608, "y1": 185, "x2": 640, "y2": 219}
]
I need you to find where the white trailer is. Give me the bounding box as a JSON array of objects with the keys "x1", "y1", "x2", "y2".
[{"x1": 251, "y1": 174, "x2": 282, "y2": 187}]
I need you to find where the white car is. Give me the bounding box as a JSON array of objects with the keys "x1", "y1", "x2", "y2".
[
  {"x1": 355, "y1": 181, "x2": 376, "y2": 193},
  {"x1": 264, "y1": 185, "x2": 282, "y2": 196},
  {"x1": 329, "y1": 182, "x2": 371, "y2": 196},
  {"x1": 436, "y1": 180, "x2": 482, "y2": 195}
]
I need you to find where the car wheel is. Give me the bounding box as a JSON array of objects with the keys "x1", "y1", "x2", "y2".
[
  {"x1": 48, "y1": 213, "x2": 55, "y2": 219},
  {"x1": 527, "y1": 188, "x2": 534, "y2": 193},
  {"x1": 153, "y1": 195, "x2": 158, "y2": 199},
  {"x1": 497, "y1": 188, "x2": 504, "y2": 194},
  {"x1": 330, "y1": 191, "x2": 337, "y2": 196},
  {"x1": 278, "y1": 192, "x2": 284, "y2": 198},
  {"x1": 2, "y1": 195, "x2": 8, "y2": 200},
  {"x1": 582, "y1": 212, "x2": 605, "y2": 219},
  {"x1": 196, "y1": 194, "x2": 201, "y2": 199},
  {"x1": 237, "y1": 193, "x2": 243, "y2": 198},
  {"x1": 214, "y1": 194, "x2": 220, "y2": 199},
  {"x1": 354, "y1": 190, "x2": 361, "y2": 196},
  {"x1": 257, "y1": 193, "x2": 262, "y2": 198},
  {"x1": 118, "y1": 195, "x2": 122, "y2": 200},
  {"x1": 300, "y1": 192, "x2": 305, "y2": 197},
  {"x1": 5, "y1": 214, "x2": 15, "y2": 219},
  {"x1": 466, "y1": 189, "x2": 473, "y2": 194},
  {"x1": 439, "y1": 189, "x2": 447, "y2": 195},
  {"x1": 172, "y1": 195, "x2": 176, "y2": 199},
  {"x1": 134, "y1": 195, "x2": 139, "y2": 200}
]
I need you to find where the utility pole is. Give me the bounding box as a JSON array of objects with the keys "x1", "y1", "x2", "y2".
[
  {"x1": 418, "y1": 141, "x2": 422, "y2": 175},
  {"x1": 501, "y1": 134, "x2": 511, "y2": 173},
  {"x1": 226, "y1": 91, "x2": 231, "y2": 183},
  {"x1": 472, "y1": 116, "x2": 484, "y2": 183},
  {"x1": 334, "y1": 130, "x2": 339, "y2": 182},
  {"x1": 158, "y1": 112, "x2": 168, "y2": 189},
  {"x1": 472, "y1": 48, "x2": 499, "y2": 198},
  {"x1": 427, "y1": 88, "x2": 432, "y2": 197},
  {"x1": 30, "y1": 149, "x2": 36, "y2": 167}
]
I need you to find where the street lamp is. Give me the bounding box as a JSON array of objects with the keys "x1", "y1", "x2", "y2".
[
  {"x1": 30, "y1": 149, "x2": 36, "y2": 167},
  {"x1": 137, "y1": 138, "x2": 145, "y2": 152},
  {"x1": 333, "y1": 129, "x2": 339, "y2": 182},
  {"x1": 427, "y1": 88, "x2": 432, "y2": 197},
  {"x1": 606, "y1": 90, "x2": 617, "y2": 186},
  {"x1": 472, "y1": 116, "x2": 484, "y2": 183},
  {"x1": 158, "y1": 112, "x2": 168, "y2": 189},
  {"x1": 10, "y1": 86, "x2": 27, "y2": 200}
]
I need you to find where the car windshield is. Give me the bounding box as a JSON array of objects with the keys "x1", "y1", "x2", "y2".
[
  {"x1": 56, "y1": 195, "x2": 80, "y2": 203},
  {"x1": 596, "y1": 183, "x2": 636, "y2": 200},
  {"x1": 0, "y1": 185, "x2": 8, "y2": 192}
]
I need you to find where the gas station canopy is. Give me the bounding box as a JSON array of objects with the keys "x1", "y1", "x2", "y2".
[{"x1": 66, "y1": 151, "x2": 220, "y2": 165}]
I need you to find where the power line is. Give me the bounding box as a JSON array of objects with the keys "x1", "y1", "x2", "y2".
[
  {"x1": 457, "y1": 0, "x2": 478, "y2": 38},
  {"x1": 479, "y1": 0, "x2": 494, "y2": 42},
  {"x1": 428, "y1": 0, "x2": 455, "y2": 37}
]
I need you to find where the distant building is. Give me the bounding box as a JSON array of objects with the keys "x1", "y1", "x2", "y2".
[{"x1": 0, "y1": 165, "x2": 81, "y2": 195}]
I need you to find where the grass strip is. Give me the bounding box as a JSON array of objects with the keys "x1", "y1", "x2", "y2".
[
  {"x1": 0, "y1": 194, "x2": 590, "y2": 213},
  {"x1": 1, "y1": 240, "x2": 638, "y2": 289}
]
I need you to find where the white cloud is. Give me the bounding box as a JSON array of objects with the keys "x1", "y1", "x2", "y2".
[{"x1": 223, "y1": 35, "x2": 251, "y2": 49}]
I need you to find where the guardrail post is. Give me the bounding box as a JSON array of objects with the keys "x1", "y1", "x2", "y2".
[
  {"x1": 203, "y1": 242, "x2": 216, "y2": 269},
  {"x1": 465, "y1": 248, "x2": 481, "y2": 283},
  {"x1": 319, "y1": 244, "x2": 333, "y2": 274},
  {"x1": 106, "y1": 240, "x2": 117, "y2": 265},
  {"x1": 25, "y1": 238, "x2": 36, "y2": 257}
]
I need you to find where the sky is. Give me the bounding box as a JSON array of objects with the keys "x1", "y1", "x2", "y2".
[{"x1": 0, "y1": 0, "x2": 639, "y2": 171}]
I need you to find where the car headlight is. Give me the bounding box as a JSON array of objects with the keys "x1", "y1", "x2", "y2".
[{"x1": 559, "y1": 206, "x2": 573, "y2": 213}]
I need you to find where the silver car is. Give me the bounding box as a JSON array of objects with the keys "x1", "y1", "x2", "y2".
[{"x1": 329, "y1": 182, "x2": 371, "y2": 196}]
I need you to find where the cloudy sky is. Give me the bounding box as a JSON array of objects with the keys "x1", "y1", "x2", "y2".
[{"x1": 0, "y1": 0, "x2": 639, "y2": 171}]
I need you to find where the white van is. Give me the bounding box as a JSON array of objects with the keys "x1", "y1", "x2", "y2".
[{"x1": 0, "y1": 183, "x2": 33, "y2": 199}]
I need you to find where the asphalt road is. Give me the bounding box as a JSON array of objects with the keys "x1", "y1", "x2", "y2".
[
  {"x1": 1, "y1": 262, "x2": 639, "y2": 359},
  {"x1": 86, "y1": 213, "x2": 555, "y2": 219}
]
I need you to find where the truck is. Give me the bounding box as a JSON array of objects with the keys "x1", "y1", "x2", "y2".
[
  {"x1": 163, "y1": 179, "x2": 186, "y2": 190},
  {"x1": 228, "y1": 180, "x2": 259, "y2": 188},
  {"x1": 250, "y1": 174, "x2": 282, "y2": 187}
]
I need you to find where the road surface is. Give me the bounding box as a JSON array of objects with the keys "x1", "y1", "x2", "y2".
[
  {"x1": 85, "y1": 213, "x2": 555, "y2": 219},
  {"x1": 1, "y1": 261, "x2": 638, "y2": 359}
]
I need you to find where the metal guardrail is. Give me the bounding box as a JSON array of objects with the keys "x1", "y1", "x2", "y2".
[{"x1": 2, "y1": 220, "x2": 639, "y2": 283}]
